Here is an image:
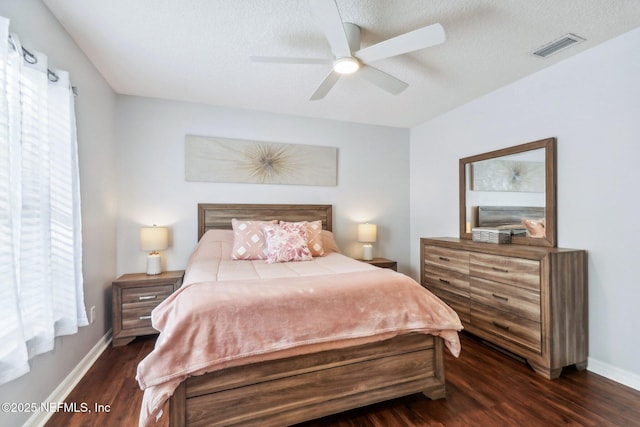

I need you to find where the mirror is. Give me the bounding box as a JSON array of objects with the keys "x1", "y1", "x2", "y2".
[{"x1": 459, "y1": 137, "x2": 557, "y2": 247}]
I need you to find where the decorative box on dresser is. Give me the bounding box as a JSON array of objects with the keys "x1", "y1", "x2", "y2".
[
  {"x1": 112, "y1": 270, "x2": 184, "y2": 347},
  {"x1": 420, "y1": 237, "x2": 587, "y2": 379}
]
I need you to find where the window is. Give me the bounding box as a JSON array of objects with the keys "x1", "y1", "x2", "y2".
[{"x1": 0, "y1": 16, "x2": 87, "y2": 385}]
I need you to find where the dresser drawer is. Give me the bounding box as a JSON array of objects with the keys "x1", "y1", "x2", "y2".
[
  {"x1": 423, "y1": 246, "x2": 469, "y2": 275},
  {"x1": 471, "y1": 276, "x2": 540, "y2": 322},
  {"x1": 471, "y1": 303, "x2": 541, "y2": 353},
  {"x1": 423, "y1": 265, "x2": 469, "y2": 299},
  {"x1": 470, "y1": 253, "x2": 540, "y2": 291},
  {"x1": 427, "y1": 287, "x2": 470, "y2": 324}
]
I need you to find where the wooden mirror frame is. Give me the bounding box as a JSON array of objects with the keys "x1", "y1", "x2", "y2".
[{"x1": 459, "y1": 137, "x2": 557, "y2": 247}]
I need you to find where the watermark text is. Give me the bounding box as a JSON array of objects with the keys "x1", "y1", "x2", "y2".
[{"x1": 1, "y1": 401, "x2": 111, "y2": 414}]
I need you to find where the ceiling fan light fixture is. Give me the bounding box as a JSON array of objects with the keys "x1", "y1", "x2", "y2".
[{"x1": 333, "y1": 57, "x2": 360, "y2": 74}]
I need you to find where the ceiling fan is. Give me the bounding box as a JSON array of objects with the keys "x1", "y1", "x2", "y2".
[{"x1": 250, "y1": 0, "x2": 446, "y2": 100}]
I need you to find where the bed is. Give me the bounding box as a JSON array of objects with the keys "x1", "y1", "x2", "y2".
[{"x1": 137, "y1": 204, "x2": 462, "y2": 427}]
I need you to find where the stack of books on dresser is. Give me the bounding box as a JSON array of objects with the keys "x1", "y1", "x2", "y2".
[
  {"x1": 472, "y1": 228, "x2": 511, "y2": 244},
  {"x1": 472, "y1": 225, "x2": 527, "y2": 244}
]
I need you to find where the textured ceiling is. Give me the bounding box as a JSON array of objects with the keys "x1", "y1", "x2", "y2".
[{"x1": 43, "y1": 0, "x2": 640, "y2": 128}]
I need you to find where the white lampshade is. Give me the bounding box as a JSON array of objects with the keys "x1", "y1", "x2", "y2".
[
  {"x1": 141, "y1": 226, "x2": 169, "y2": 252},
  {"x1": 358, "y1": 223, "x2": 377, "y2": 261},
  {"x1": 358, "y1": 223, "x2": 377, "y2": 243},
  {"x1": 141, "y1": 226, "x2": 169, "y2": 275}
]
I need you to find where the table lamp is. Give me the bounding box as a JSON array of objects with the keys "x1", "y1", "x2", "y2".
[
  {"x1": 140, "y1": 225, "x2": 169, "y2": 275},
  {"x1": 358, "y1": 223, "x2": 377, "y2": 261}
]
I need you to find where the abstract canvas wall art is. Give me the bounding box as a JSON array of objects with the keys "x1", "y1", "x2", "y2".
[
  {"x1": 185, "y1": 135, "x2": 338, "y2": 186},
  {"x1": 471, "y1": 159, "x2": 544, "y2": 192}
]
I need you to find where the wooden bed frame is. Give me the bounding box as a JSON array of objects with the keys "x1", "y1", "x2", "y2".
[{"x1": 168, "y1": 204, "x2": 448, "y2": 427}]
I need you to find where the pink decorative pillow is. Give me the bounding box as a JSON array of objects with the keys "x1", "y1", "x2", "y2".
[
  {"x1": 261, "y1": 222, "x2": 312, "y2": 263},
  {"x1": 231, "y1": 219, "x2": 277, "y2": 260},
  {"x1": 521, "y1": 218, "x2": 546, "y2": 238},
  {"x1": 321, "y1": 230, "x2": 341, "y2": 254},
  {"x1": 280, "y1": 220, "x2": 325, "y2": 256}
]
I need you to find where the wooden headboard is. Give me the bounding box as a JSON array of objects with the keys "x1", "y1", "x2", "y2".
[
  {"x1": 477, "y1": 206, "x2": 545, "y2": 227},
  {"x1": 198, "y1": 204, "x2": 333, "y2": 240}
]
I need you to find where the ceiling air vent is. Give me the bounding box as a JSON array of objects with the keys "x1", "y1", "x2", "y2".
[{"x1": 531, "y1": 33, "x2": 585, "y2": 58}]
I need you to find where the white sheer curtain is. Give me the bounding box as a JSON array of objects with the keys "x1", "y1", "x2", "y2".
[{"x1": 0, "y1": 16, "x2": 87, "y2": 386}]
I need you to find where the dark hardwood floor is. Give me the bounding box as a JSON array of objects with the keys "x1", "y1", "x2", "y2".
[{"x1": 45, "y1": 332, "x2": 640, "y2": 427}]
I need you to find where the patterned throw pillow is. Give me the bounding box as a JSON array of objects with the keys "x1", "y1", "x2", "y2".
[
  {"x1": 321, "y1": 230, "x2": 341, "y2": 254},
  {"x1": 261, "y1": 222, "x2": 312, "y2": 263},
  {"x1": 280, "y1": 220, "x2": 325, "y2": 256},
  {"x1": 231, "y1": 219, "x2": 277, "y2": 260}
]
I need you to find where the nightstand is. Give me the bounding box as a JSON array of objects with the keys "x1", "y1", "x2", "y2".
[
  {"x1": 112, "y1": 270, "x2": 183, "y2": 347},
  {"x1": 357, "y1": 257, "x2": 398, "y2": 271}
]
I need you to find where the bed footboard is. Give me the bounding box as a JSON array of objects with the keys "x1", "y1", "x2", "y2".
[{"x1": 169, "y1": 333, "x2": 446, "y2": 427}]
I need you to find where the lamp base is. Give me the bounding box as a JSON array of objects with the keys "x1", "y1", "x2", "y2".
[
  {"x1": 362, "y1": 244, "x2": 373, "y2": 261},
  {"x1": 146, "y1": 253, "x2": 162, "y2": 275}
]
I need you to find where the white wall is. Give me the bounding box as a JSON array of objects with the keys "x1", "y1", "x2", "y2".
[
  {"x1": 0, "y1": 1, "x2": 118, "y2": 426},
  {"x1": 115, "y1": 96, "x2": 410, "y2": 274},
  {"x1": 410, "y1": 27, "x2": 640, "y2": 389}
]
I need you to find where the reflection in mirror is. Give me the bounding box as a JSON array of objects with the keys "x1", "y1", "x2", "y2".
[
  {"x1": 459, "y1": 138, "x2": 556, "y2": 247},
  {"x1": 465, "y1": 148, "x2": 546, "y2": 232}
]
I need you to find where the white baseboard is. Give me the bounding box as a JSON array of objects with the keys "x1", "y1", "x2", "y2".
[
  {"x1": 25, "y1": 329, "x2": 112, "y2": 427},
  {"x1": 588, "y1": 356, "x2": 640, "y2": 391}
]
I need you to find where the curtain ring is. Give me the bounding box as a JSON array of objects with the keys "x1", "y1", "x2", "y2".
[
  {"x1": 22, "y1": 47, "x2": 37, "y2": 64},
  {"x1": 8, "y1": 35, "x2": 17, "y2": 52},
  {"x1": 48, "y1": 69, "x2": 59, "y2": 83}
]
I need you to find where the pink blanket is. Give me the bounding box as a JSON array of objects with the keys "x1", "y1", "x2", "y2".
[{"x1": 136, "y1": 268, "x2": 462, "y2": 426}]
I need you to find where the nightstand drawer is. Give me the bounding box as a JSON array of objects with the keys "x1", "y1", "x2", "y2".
[
  {"x1": 122, "y1": 284, "x2": 174, "y2": 308},
  {"x1": 122, "y1": 307, "x2": 156, "y2": 330},
  {"x1": 121, "y1": 284, "x2": 173, "y2": 330}
]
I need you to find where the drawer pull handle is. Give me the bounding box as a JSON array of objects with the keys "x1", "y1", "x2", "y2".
[
  {"x1": 492, "y1": 267, "x2": 509, "y2": 273},
  {"x1": 492, "y1": 321, "x2": 510, "y2": 331},
  {"x1": 139, "y1": 315, "x2": 152, "y2": 320},
  {"x1": 438, "y1": 256, "x2": 450, "y2": 262},
  {"x1": 492, "y1": 293, "x2": 509, "y2": 301},
  {"x1": 139, "y1": 295, "x2": 157, "y2": 301},
  {"x1": 439, "y1": 278, "x2": 450, "y2": 285}
]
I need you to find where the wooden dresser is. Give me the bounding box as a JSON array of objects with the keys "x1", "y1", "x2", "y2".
[{"x1": 420, "y1": 237, "x2": 587, "y2": 379}]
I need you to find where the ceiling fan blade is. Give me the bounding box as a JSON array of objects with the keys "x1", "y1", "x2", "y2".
[
  {"x1": 358, "y1": 65, "x2": 408, "y2": 95},
  {"x1": 250, "y1": 56, "x2": 331, "y2": 65},
  {"x1": 355, "y1": 23, "x2": 445, "y2": 63},
  {"x1": 310, "y1": 70, "x2": 341, "y2": 100},
  {"x1": 309, "y1": 0, "x2": 352, "y2": 58}
]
